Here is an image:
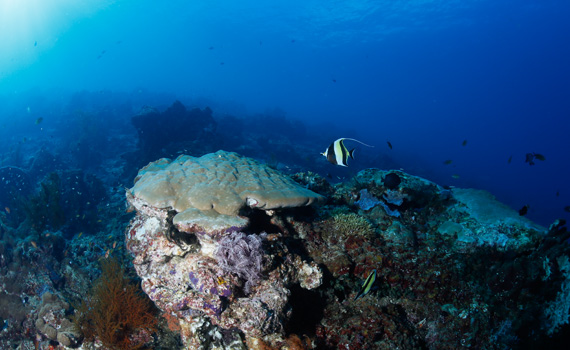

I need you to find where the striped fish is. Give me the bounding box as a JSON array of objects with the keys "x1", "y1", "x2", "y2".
[
  {"x1": 354, "y1": 269, "x2": 377, "y2": 301},
  {"x1": 321, "y1": 138, "x2": 373, "y2": 167}
]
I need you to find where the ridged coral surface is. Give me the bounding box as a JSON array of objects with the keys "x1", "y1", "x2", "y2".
[{"x1": 131, "y1": 150, "x2": 325, "y2": 216}]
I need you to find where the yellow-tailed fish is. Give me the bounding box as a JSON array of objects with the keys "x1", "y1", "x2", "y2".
[{"x1": 354, "y1": 269, "x2": 377, "y2": 301}]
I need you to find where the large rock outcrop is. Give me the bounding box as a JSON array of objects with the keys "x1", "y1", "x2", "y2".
[{"x1": 125, "y1": 151, "x2": 324, "y2": 348}]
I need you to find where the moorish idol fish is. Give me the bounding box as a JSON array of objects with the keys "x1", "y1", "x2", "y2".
[
  {"x1": 321, "y1": 138, "x2": 373, "y2": 167},
  {"x1": 354, "y1": 269, "x2": 377, "y2": 301}
]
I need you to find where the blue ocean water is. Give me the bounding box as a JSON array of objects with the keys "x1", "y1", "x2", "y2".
[
  {"x1": 2, "y1": 0, "x2": 568, "y2": 227},
  {"x1": 0, "y1": 0, "x2": 570, "y2": 225},
  {"x1": 1, "y1": 1, "x2": 570, "y2": 348}
]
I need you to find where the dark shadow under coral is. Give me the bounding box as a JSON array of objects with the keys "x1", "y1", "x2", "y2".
[{"x1": 285, "y1": 285, "x2": 326, "y2": 338}]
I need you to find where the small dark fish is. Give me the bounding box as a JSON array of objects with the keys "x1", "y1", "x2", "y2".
[
  {"x1": 220, "y1": 62, "x2": 224, "y2": 65},
  {"x1": 321, "y1": 138, "x2": 373, "y2": 167},
  {"x1": 209, "y1": 46, "x2": 214, "y2": 50},
  {"x1": 519, "y1": 205, "x2": 529, "y2": 216},
  {"x1": 564, "y1": 206, "x2": 570, "y2": 213},
  {"x1": 354, "y1": 269, "x2": 377, "y2": 301},
  {"x1": 35, "y1": 117, "x2": 43, "y2": 125},
  {"x1": 508, "y1": 155, "x2": 513, "y2": 164},
  {"x1": 291, "y1": 39, "x2": 296, "y2": 43},
  {"x1": 332, "y1": 79, "x2": 337, "y2": 83},
  {"x1": 443, "y1": 160, "x2": 453, "y2": 165},
  {"x1": 525, "y1": 153, "x2": 535, "y2": 166},
  {"x1": 34, "y1": 41, "x2": 37, "y2": 46},
  {"x1": 525, "y1": 152, "x2": 545, "y2": 166},
  {"x1": 462, "y1": 140, "x2": 467, "y2": 146},
  {"x1": 387, "y1": 141, "x2": 393, "y2": 150},
  {"x1": 556, "y1": 191, "x2": 560, "y2": 197}
]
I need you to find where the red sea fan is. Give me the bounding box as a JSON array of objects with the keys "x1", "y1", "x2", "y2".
[{"x1": 72, "y1": 257, "x2": 157, "y2": 350}]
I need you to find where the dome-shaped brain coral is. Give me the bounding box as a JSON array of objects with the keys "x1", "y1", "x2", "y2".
[{"x1": 130, "y1": 150, "x2": 325, "y2": 218}]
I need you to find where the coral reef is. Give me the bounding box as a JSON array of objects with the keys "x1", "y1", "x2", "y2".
[
  {"x1": 128, "y1": 150, "x2": 324, "y2": 257},
  {"x1": 2, "y1": 96, "x2": 570, "y2": 349},
  {"x1": 35, "y1": 291, "x2": 80, "y2": 347},
  {"x1": 285, "y1": 168, "x2": 570, "y2": 349},
  {"x1": 125, "y1": 151, "x2": 324, "y2": 348}
]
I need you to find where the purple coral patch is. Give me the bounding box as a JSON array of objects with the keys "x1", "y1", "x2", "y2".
[
  {"x1": 189, "y1": 272, "x2": 199, "y2": 286},
  {"x1": 226, "y1": 226, "x2": 242, "y2": 234},
  {"x1": 215, "y1": 232, "x2": 265, "y2": 294},
  {"x1": 203, "y1": 302, "x2": 222, "y2": 316}
]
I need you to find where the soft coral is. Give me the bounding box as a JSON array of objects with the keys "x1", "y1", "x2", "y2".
[{"x1": 215, "y1": 232, "x2": 265, "y2": 294}]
